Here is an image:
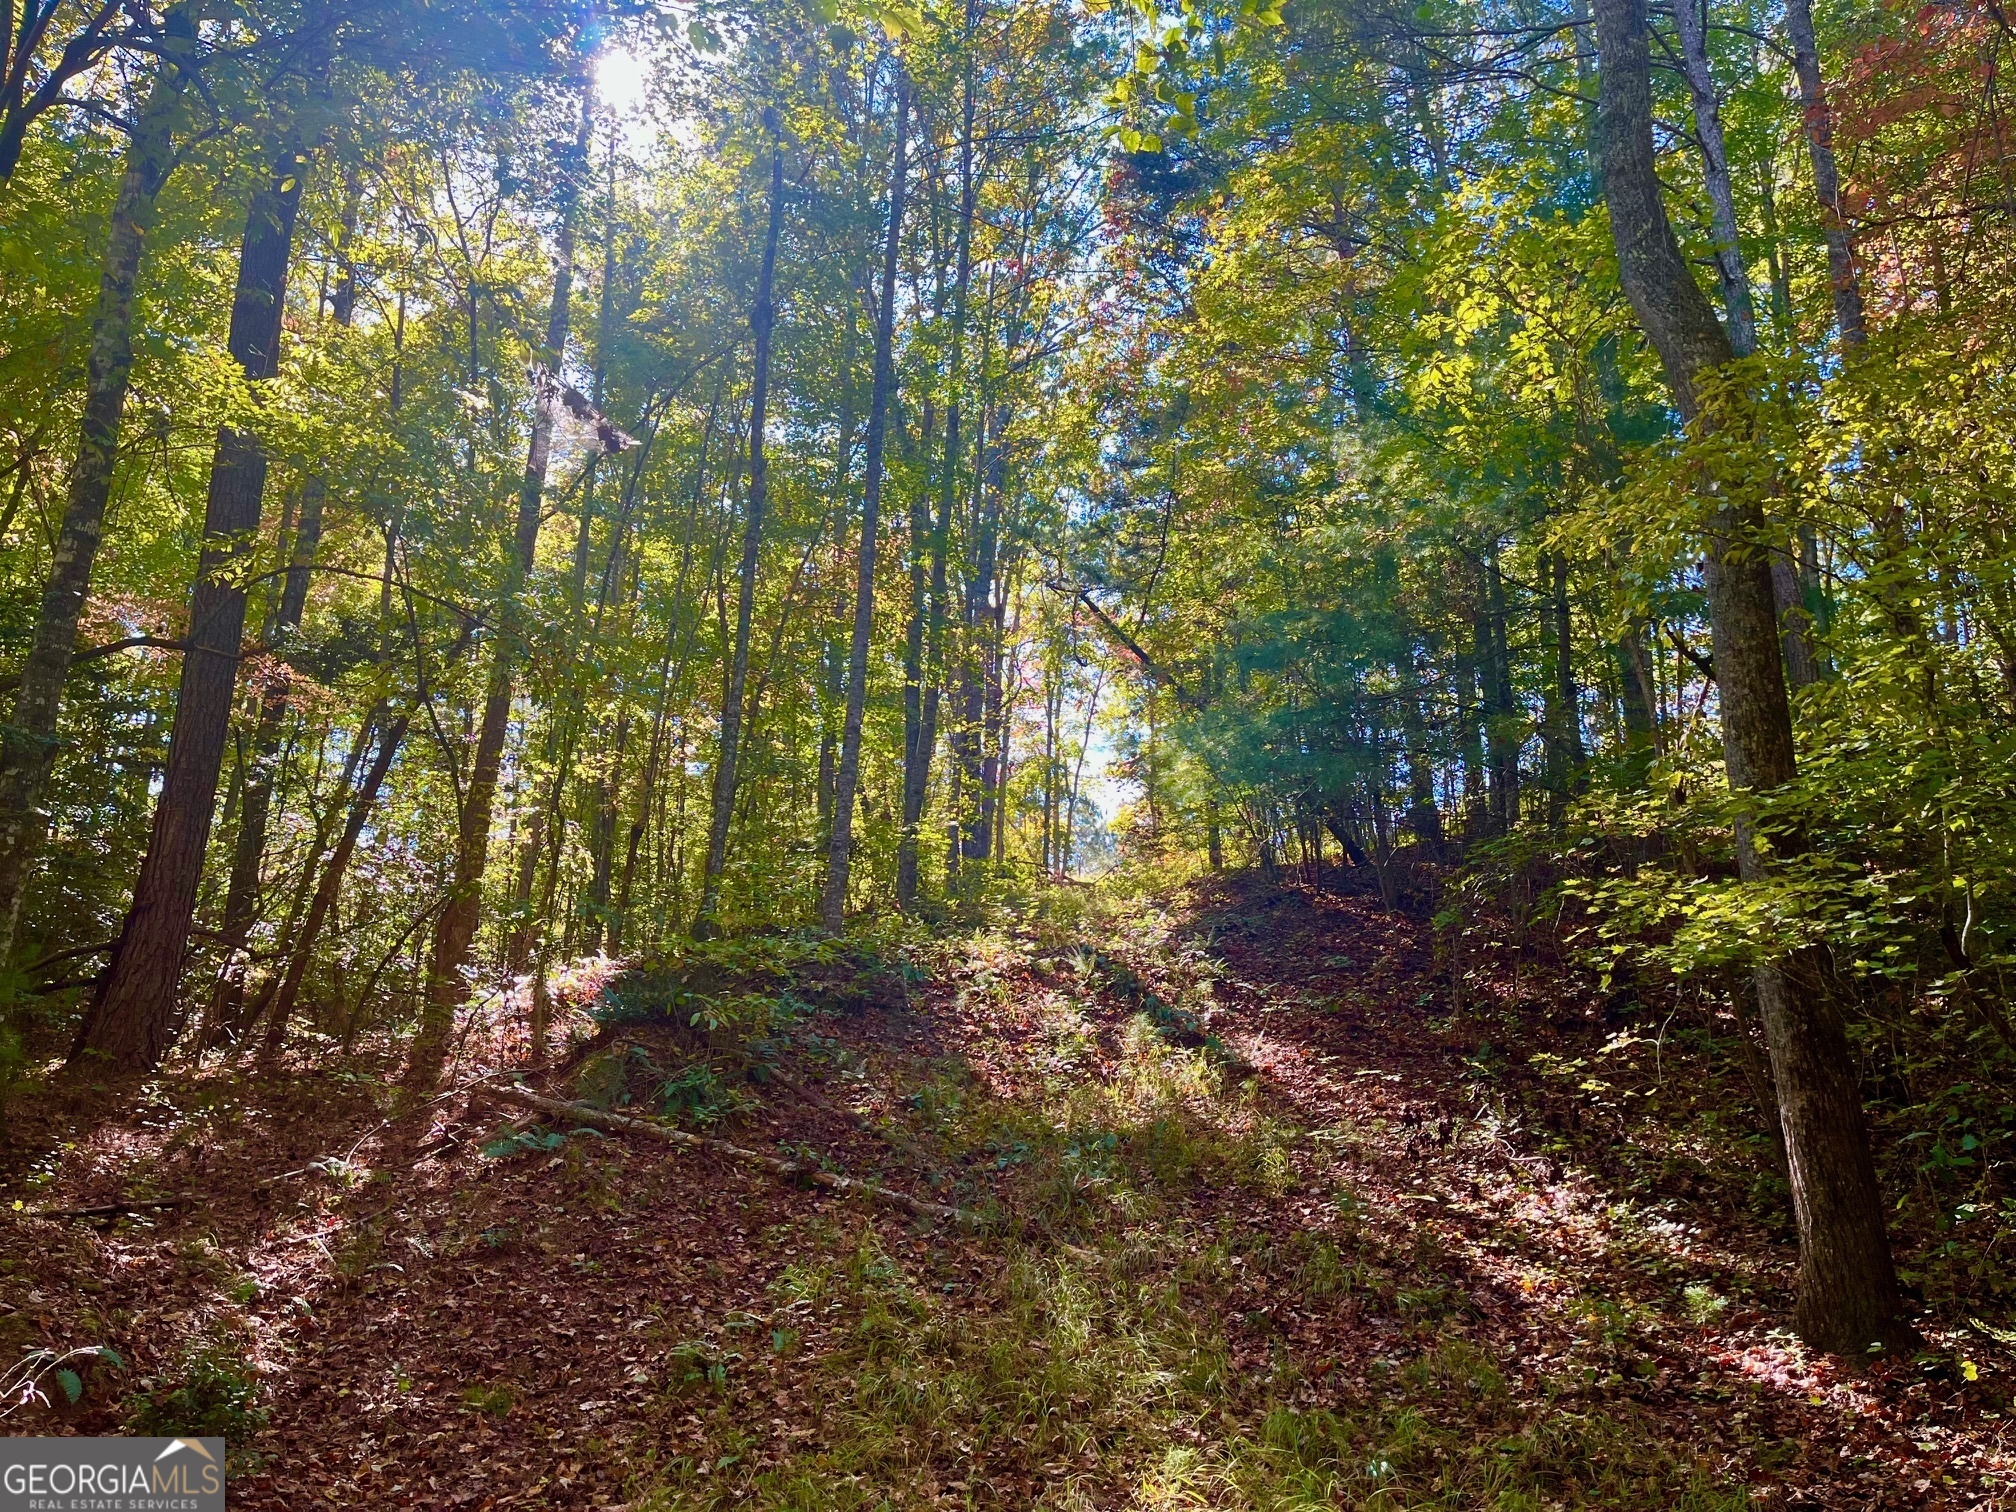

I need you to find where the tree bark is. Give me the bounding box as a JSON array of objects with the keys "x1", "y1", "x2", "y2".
[
  {"x1": 76, "y1": 133, "x2": 311, "y2": 1071},
  {"x1": 212, "y1": 466, "x2": 330, "y2": 1024},
  {"x1": 212, "y1": 163, "x2": 364, "y2": 1024},
  {"x1": 1671, "y1": 0, "x2": 1757, "y2": 356},
  {"x1": 695, "y1": 132, "x2": 784, "y2": 938},
  {"x1": 821, "y1": 74, "x2": 910, "y2": 933},
  {"x1": 1783, "y1": 0, "x2": 1865, "y2": 348},
  {"x1": 1595, "y1": 0, "x2": 1911, "y2": 1354},
  {"x1": 1482, "y1": 548, "x2": 1519, "y2": 831},
  {"x1": 0, "y1": 12, "x2": 193, "y2": 965}
]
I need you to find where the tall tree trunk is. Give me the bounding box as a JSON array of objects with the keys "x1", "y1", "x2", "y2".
[
  {"x1": 0, "y1": 12, "x2": 193, "y2": 964},
  {"x1": 1596, "y1": 0, "x2": 1910, "y2": 1354},
  {"x1": 1671, "y1": 0, "x2": 1757, "y2": 355},
  {"x1": 696, "y1": 132, "x2": 784, "y2": 938},
  {"x1": 1545, "y1": 552, "x2": 1583, "y2": 813},
  {"x1": 943, "y1": 18, "x2": 992, "y2": 872},
  {"x1": 1616, "y1": 623, "x2": 1660, "y2": 769},
  {"x1": 75, "y1": 133, "x2": 312, "y2": 1071},
  {"x1": 1783, "y1": 0, "x2": 1865, "y2": 348},
  {"x1": 959, "y1": 406, "x2": 1004, "y2": 864},
  {"x1": 898, "y1": 60, "x2": 973, "y2": 907},
  {"x1": 404, "y1": 79, "x2": 592, "y2": 1099},
  {"x1": 207, "y1": 476, "x2": 328, "y2": 1037},
  {"x1": 1673, "y1": 2, "x2": 1822, "y2": 687},
  {"x1": 212, "y1": 164, "x2": 364, "y2": 1026},
  {"x1": 975, "y1": 529, "x2": 1011, "y2": 863},
  {"x1": 897, "y1": 478, "x2": 930, "y2": 903},
  {"x1": 821, "y1": 74, "x2": 910, "y2": 933},
  {"x1": 1482, "y1": 548, "x2": 1518, "y2": 831}
]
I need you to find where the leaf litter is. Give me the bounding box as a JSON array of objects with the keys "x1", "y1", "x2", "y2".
[{"x1": 1, "y1": 871, "x2": 2011, "y2": 1508}]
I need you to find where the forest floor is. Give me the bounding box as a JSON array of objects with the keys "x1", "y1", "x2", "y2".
[{"x1": 3, "y1": 871, "x2": 2013, "y2": 1509}]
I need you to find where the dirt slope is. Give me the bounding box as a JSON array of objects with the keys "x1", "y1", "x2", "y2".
[{"x1": 2, "y1": 874, "x2": 2009, "y2": 1508}]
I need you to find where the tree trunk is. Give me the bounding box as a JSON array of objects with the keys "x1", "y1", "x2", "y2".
[
  {"x1": 696, "y1": 134, "x2": 784, "y2": 938},
  {"x1": 404, "y1": 80, "x2": 591, "y2": 1100},
  {"x1": 1541, "y1": 551, "x2": 1582, "y2": 817},
  {"x1": 212, "y1": 165, "x2": 363, "y2": 1025},
  {"x1": 1671, "y1": 0, "x2": 1757, "y2": 355},
  {"x1": 1595, "y1": 0, "x2": 1911, "y2": 1354},
  {"x1": 0, "y1": 13, "x2": 193, "y2": 965},
  {"x1": 1482, "y1": 549, "x2": 1519, "y2": 831},
  {"x1": 821, "y1": 74, "x2": 910, "y2": 934},
  {"x1": 75, "y1": 134, "x2": 311, "y2": 1071},
  {"x1": 1616, "y1": 623, "x2": 1659, "y2": 770},
  {"x1": 1783, "y1": 0, "x2": 1865, "y2": 348},
  {"x1": 212, "y1": 469, "x2": 329, "y2": 1022},
  {"x1": 973, "y1": 524, "x2": 1010, "y2": 863},
  {"x1": 898, "y1": 65, "x2": 972, "y2": 907},
  {"x1": 264, "y1": 712, "x2": 410, "y2": 1046}
]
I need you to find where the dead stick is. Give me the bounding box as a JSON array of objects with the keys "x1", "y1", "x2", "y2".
[
  {"x1": 30, "y1": 1196, "x2": 199, "y2": 1220},
  {"x1": 486, "y1": 1085, "x2": 981, "y2": 1226}
]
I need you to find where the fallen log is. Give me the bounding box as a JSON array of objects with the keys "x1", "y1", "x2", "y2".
[{"x1": 485, "y1": 1084, "x2": 980, "y2": 1227}]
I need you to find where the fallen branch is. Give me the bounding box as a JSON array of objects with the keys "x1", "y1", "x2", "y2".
[
  {"x1": 486, "y1": 1084, "x2": 980, "y2": 1226},
  {"x1": 29, "y1": 1195, "x2": 198, "y2": 1221}
]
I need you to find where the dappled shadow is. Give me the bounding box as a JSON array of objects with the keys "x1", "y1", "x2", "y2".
[
  {"x1": 3, "y1": 882, "x2": 2010, "y2": 1509},
  {"x1": 1174, "y1": 871, "x2": 2009, "y2": 1511}
]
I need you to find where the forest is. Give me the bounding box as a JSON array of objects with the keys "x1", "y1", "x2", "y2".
[{"x1": 1, "y1": 0, "x2": 2014, "y2": 1502}]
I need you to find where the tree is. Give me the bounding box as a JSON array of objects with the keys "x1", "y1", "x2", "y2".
[
  {"x1": 1589, "y1": 0, "x2": 1912, "y2": 1354},
  {"x1": 822, "y1": 66, "x2": 910, "y2": 933},
  {"x1": 77, "y1": 112, "x2": 322, "y2": 1069},
  {"x1": 694, "y1": 118, "x2": 785, "y2": 938},
  {"x1": 0, "y1": 4, "x2": 197, "y2": 965}
]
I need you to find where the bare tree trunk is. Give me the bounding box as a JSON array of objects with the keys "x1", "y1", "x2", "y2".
[
  {"x1": 696, "y1": 132, "x2": 784, "y2": 938},
  {"x1": 404, "y1": 80, "x2": 591, "y2": 1101},
  {"x1": 0, "y1": 13, "x2": 193, "y2": 964},
  {"x1": 1482, "y1": 549, "x2": 1518, "y2": 831},
  {"x1": 822, "y1": 74, "x2": 910, "y2": 934},
  {"x1": 212, "y1": 166, "x2": 363, "y2": 1025},
  {"x1": 212, "y1": 473, "x2": 328, "y2": 1023},
  {"x1": 76, "y1": 132, "x2": 312, "y2": 1071},
  {"x1": 1596, "y1": 0, "x2": 1910, "y2": 1354},
  {"x1": 1782, "y1": 0, "x2": 1865, "y2": 348},
  {"x1": 1671, "y1": 0, "x2": 1757, "y2": 355}
]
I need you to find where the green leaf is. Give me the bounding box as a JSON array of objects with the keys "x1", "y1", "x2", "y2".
[{"x1": 56, "y1": 1369, "x2": 83, "y2": 1404}]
